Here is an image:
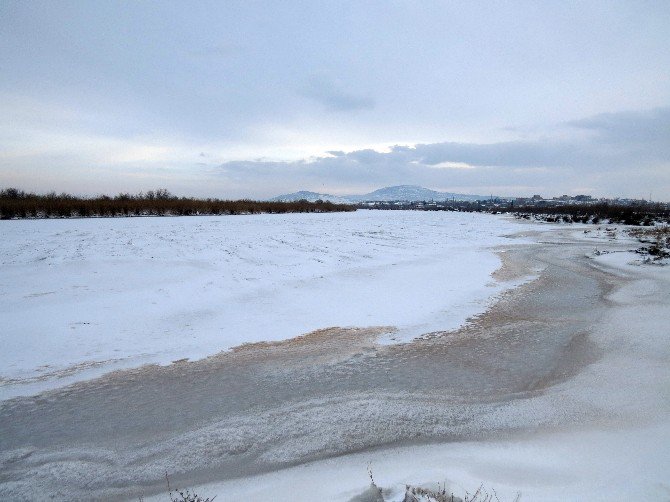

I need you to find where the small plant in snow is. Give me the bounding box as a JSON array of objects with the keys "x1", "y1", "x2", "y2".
[
  {"x1": 362, "y1": 464, "x2": 519, "y2": 502},
  {"x1": 628, "y1": 225, "x2": 670, "y2": 262},
  {"x1": 402, "y1": 483, "x2": 519, "y2": 502},
  {"x1": 165, "y1": 472, "x2": 216, "y2": 502}
]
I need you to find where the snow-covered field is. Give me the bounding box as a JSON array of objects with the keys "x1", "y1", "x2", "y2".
[{"x1": 0, "y1": 210, "x2": 526, "y2": 399}]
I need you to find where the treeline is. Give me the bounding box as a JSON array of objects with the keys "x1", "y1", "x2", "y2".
[
  {"x1": 513, "y1": 201, "x2": 670, "y2": 226},
  {"x1": 0, "y1": 188, "x2": 355, "y2": 219}
]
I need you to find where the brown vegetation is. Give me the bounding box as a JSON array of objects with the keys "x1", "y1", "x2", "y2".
[
  {"x1": 514, "y1": 201, "x2": 670, "y2": 226},
  {"x1": 628, "y1": 225, "x2": 670, "y2": 259},
  {"x1": 0, "y1": 188, "x2": 355, "y2": 219}
]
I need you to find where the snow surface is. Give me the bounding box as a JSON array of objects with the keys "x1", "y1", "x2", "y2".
[
  {"x1": 142, "y1": 423, "x2": 670, "y2": 502},
  {"x1": 0, "y1": 210, "x2": 527, "y2": 399}
]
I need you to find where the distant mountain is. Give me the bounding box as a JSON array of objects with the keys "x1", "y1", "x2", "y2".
[
  {"x1": 270, "y1": 191, "x2": 351, "y2": 204},
  {"x1": 272, "y1": 185, "x2": 492, "y2": 203},
  {"x1": 347, "y1": 185, "x2": 491, "y2": 202}
]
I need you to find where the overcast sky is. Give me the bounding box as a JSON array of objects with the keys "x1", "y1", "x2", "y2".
[{"x1": 1, "y1": 1, "x2": 669, "y2": 199}]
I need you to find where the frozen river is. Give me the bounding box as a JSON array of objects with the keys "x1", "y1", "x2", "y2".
[
  {"x1": 0, "y1": 210, "x2": 526, "y2": 399},
  {"x1": 1, "y1": 212, "x2": 669, "y2": 500}
]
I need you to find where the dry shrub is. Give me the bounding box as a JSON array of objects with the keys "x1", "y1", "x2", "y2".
[{"x1": 0, "y1": 188, "x2": 355, "y2": 219}]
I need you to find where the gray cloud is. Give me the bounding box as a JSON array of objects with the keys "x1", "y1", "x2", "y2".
[
  {"x1": 213, "y1": 108, "x2": 670, "y2": 199},
  {"x1": 566, "y1": 108, "x2": 670, "y2": 165},
  {"x1": 568, "y1": 107, "x2": 670, "y2": 142},
  {"x1": 300, "y1": 73, "x2": 375, "y2": 112},
  {"x1": 407, "y1": 108, "x2": 670, "y2": 169}
]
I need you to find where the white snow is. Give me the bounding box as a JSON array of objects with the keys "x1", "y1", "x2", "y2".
[
  {"x1": 0, "y1": 210, "x2": 527, "y2": 399},
  {"x1": 148, "y1": 422, "x2": 669, "y2": 502}
]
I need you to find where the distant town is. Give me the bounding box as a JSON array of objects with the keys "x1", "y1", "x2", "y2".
[
  {"x1": 351, "y1": 194, "x2": 669, "y2": 227},
  {"x1": 272, "y1": 185, "x2": 668, "y2": 209},
  {"x1": 358, "y1": 193, "x2": 668, "y2": 211}
]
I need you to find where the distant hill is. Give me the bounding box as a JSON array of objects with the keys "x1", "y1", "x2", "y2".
[
  {"x1": 270, "y1": 191, "x2": 351, "y2": 204},
  {"x1": 347, "y1": 185, "x2": 491, "y2": 202},
  {"x1": 272, "y1": 185, "x2": 492, "y2": 203}
]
